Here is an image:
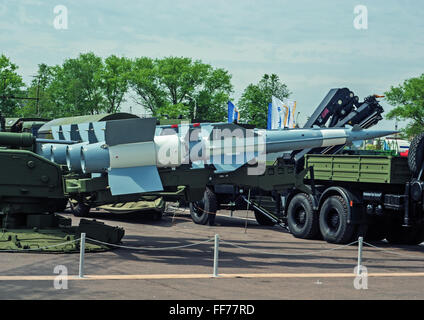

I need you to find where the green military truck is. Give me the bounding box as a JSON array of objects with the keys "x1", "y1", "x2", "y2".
[
  {"x1": 283, "y1": 149, "x2": 423, "y2": 245},
  {"x1": 191, "y1": 144, "x2": 424, "y2": 245},
  {"x1": 188, "y1": 88, "x2": 424, "y2": 245}
]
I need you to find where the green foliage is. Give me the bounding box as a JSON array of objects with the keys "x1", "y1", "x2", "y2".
[
  {"x1": 22, "y1": 53, "x2": 134, "y2": 118},
  {"x1": 59, "y1": 52, "x2": 105, "y2": 115},
  {"x1": 385, "y1": 74, "x2": 424, "y2": 139},
  {"x1": 0, "y1": 54, "x2": 26, "y2": 116},
  {"x1": 129, "y1": 57, "x2": 166, "y2": 115},
  {"x1": 156, "y1": 103, "x2": 191, "y2": 119},
  {"x1": 238, "y1": 74, "x2": 290, "y2": 128},
  {"x1": 23, "y1": 63, "x2": 59, "y2": 118},
  {"x1": 101, "y1": 55, "x2": 132, "y2": 113},
  {"x1": 129, "y1": 56, "x2": 233, "y2": 121}
]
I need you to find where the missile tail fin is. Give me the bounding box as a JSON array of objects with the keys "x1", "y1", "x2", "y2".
[
  {"x1": 105, "y1": 118, "x2": 157, "y2": 146},
  {"x1": 108, "y1": 165, "x2": 163, "y2": 196}
]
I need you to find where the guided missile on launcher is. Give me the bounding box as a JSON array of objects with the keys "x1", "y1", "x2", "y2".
[{"x1": 39, "y1": 118, "x2": 397, "y2": 196}]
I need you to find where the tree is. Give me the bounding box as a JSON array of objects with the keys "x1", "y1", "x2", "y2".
[
  {"x1": 100, "y1": 55, "x2": 132, "y2": 113},
  {"x1": 385, "y1": 74, "x2": 424, "y2": 139},
  {"x1": 129, "y1": 56, "x2": 233, "y2": 121},
  {"x1": 195, "y1": 67, "x2": 233, "y2": 121},
  {"x1": 23, "y1": 63, "x2": 58, "y2": 118},
  {"x1": 30, "y1": 52, "x2": 107, "y2": 118},
  {"x1": 59, "y1": 52, "x2": 106, "y2": 115},
  {"x1": 24, "y1": 54, "x2": 132, "y2": 118},
  {"x1": 0, "y1": 54, "x2": 26, "y2": 116},
  {"x1": 238, "y1": 74, "x2": 290, "y2": 128},
  {"x1": 156, "y1": 103, "x2": 190, "y2": 119},
  {"x1": 129, "y1": 57, "x2": 166, "y2": 115}
]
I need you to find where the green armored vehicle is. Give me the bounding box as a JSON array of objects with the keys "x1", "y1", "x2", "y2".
[{"x1": 0, "y1": 131, "x2": 124, "y2": 252}]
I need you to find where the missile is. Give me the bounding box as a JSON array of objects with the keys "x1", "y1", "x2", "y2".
[
  {"x1": 43, "y1": 117, "x2": 396, "y2": 197},
  {"x1": 42, "y1": 122, "x2": 104, "y2": 166},
  {"x1": 264, "y1": 124, "x2": 394, "y2": 153}
]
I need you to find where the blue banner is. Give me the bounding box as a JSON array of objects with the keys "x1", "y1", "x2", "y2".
[
  {"x1": 228, "y1": 101, "x2": 240, "y2": 123},
  {"x1": 267, "y1": 102, "x2": 272, "y2": 129}
]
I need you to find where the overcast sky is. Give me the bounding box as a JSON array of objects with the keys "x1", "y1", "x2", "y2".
[{"x1": 1, "y1": 0, "x2": 423, "y2": 130}]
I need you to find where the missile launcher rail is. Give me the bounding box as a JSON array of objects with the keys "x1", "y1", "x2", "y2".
[{"x1": 188, "y1": 88, "x2": 424, "y2": 246}]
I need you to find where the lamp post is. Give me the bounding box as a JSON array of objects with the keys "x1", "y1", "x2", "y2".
[{"x1": 186, "y1": 94, "x2": 197, "y2": 120}]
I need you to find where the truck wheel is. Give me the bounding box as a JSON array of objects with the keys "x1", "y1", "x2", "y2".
[
  {"x1": 189, "y1": 188, "x2": 217, "y2": 226},
  {"x1": 287, "y1": 193, "x2": 319, "y2": 239},
  {"x1": 319, "y1": 196, "x2": 355, "y2": 244},
  {"x1": 408, "y1": 132, "x2": 424, "y2": 177},
  {"x1": 71, "y1": 201, "x2": 91, "y2": 217},
  {"x1": 253, "y1": 209, "x2": 276, "y2": 226}
]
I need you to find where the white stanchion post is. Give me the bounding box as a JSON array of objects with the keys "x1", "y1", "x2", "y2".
[
  {"x1": 79, "y1": 233, "x2": 86, "y2": 278},
  {"x1": 357, "y1": 236, "x2": 363, "y2": 275},
  {"x1": 213, "y1": 234, "x2": 220, "y2": 277}
]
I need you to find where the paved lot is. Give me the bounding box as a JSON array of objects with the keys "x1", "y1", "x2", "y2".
[{"x1": 1, "y1": 207, "x2": 423, "y2": 300}]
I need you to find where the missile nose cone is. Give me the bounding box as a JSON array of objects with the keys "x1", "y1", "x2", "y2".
[
  {"x1": 361, "y1": 130, "x2": 398, "y2": 139},
  {"x1": 348, "y1": 129, "x2": 399, "y2": 142}
]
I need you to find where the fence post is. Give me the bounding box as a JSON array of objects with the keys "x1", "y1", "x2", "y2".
[
  {"x1": 213, "y1": 234, "x2": 220, "y2": 277},
  {"x1": 79, "y1": 233, "x2": 86, "y2": 278},
  {"x1": 357, "y1": 236, "x2": 363, "y2": 275}
]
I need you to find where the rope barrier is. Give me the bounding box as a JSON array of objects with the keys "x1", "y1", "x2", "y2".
[
  {"x1": 363, "y1": 241, "x2": 424, "y2": 258},
  {"x1": 220, "y1": 239, "x2": 359, "y2": 257},
  {"x1": 85, "y1": 237, "x2": 214, "y2": 251}
]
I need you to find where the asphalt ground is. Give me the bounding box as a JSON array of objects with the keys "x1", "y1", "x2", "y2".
[{"x1": 1, "y1": 206, "x2": 423, "y2": 300}]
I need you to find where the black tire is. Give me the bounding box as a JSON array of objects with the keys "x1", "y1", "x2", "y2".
[
  {"x1": 253, "y1": 209, "x2": 276, "y2": 226},
  {"x1": 189, "y1": 188, "x2": 217, "y2": 226},
  {"x1": 287, "y1": 193, "x2": 319, "y2": 239},
  {"x1": 319, "y1": 195, "x2": 355, "y2": 244},
  {"x1": 71, "y1": 201, "x2": 91, "y2": 217},
  {"x1": 408, "y1": 132, "x2": 424, "y2": 177}
]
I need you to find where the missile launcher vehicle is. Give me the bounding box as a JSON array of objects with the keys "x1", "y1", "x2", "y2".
[
  {"x1": 185, "y1": 89, "x2": 424, "y2": 245},
  {"x1": 0, "y1": 131, "x2": 124, "y2": 253},
  {"x1": 37, "y1": 113, "x2": 395, "y2": 212}
]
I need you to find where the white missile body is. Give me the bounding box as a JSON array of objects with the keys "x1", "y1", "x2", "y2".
[{"x1": 40, "y1": 118, "x2": 396, "y2": 196}]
